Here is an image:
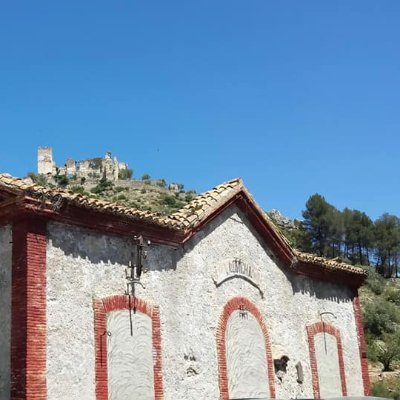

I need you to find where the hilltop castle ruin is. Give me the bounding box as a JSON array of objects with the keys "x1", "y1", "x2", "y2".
[{"x1": 37, "y1": 147, "x2": 129, "y2": 182}]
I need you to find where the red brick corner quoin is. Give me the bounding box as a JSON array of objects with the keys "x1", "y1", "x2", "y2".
[
  {"x1": 216, "y1": 296, "x2": 275, "y2": 400},
  {"x1": 353, "y1": 293, "x2": 371, "y2": 395},
  {"x1": 93, "y1": 295, "x2": 164, "y2": 400},
  {"x1": 307, "y1": 321, "x2": 347, "y2": 399},
  {"x1": 11, "y1": 217, "x2": 47, "y2": 400}
]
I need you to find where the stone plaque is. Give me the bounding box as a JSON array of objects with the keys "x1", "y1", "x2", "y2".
[{"x1": 213, "y1": 258, "x2": 263, "y2": 296}]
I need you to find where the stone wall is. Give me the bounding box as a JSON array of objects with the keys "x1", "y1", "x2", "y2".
[
  {"x1": 37, "y1": 147, "x2": 128, "y2": 182},
  {"x1": 45, "y1": 204, "x2": 364, "y2": 400},
  {"x1": 0, "y1": 225, "x2": 12, "y2": 400},
  {"x1": 38, "y1": 147, "x2": 53, "y2": 175}
]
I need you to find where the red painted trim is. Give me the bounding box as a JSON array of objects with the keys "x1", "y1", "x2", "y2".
[
  {"x1": 11, "y1": 217, "x2": 47, "y2": 400},
  {"x1": 353, "y1": 293, "x2": 371, "y2": 395},
  {"x1": 216, "y1": 296, "x2": 275, "y2": 400},
  {"x1": 307, "y1": 321, "x2": 347, "y2": 399},
  {"x1": 294, "y1": 261, "x2": 365, "y2": 288},
  {"x1": 93, "y1": 295, "x2": 164, "y2": 400}
]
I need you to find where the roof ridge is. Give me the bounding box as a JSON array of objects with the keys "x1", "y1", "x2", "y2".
[
  {"x1": 167, "y1": 177, "x2": 243, "y2": 227},
  {"x1": 0, "y1": 173, "x2": 366, "y2": 279}
]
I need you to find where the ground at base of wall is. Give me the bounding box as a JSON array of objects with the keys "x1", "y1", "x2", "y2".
[{"x1": 370, "y1": 364, "x2": 400, "y2": 399}]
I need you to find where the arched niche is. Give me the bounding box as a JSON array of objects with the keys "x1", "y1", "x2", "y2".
[
  {"x1": 93, "y1": 295, "x2": 163, "y2": 400},
  {"x1": 216, "y1": 296, "x2": 275, "y2": 400}
]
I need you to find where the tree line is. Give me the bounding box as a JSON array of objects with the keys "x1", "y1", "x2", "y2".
[{"x1": 287, "y1": 194, "x2": 400, "y2": 277}]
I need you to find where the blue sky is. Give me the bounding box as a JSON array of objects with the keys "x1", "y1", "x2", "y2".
[{"x1": 0, "y1": 1, "x2": 399, "y2": 220}]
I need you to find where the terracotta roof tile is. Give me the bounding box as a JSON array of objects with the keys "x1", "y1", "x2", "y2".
[
  {"x1": 294, "y1": 250, "x2": 366, "y2": 276},
  {"x1": 0, "y1": 174, "x2": 365, "y2": 277}
]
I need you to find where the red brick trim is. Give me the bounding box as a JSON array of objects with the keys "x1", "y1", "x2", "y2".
[
  {"x1": 216, "y1": 296, "x2": 275, "y2": 400},
  {"x1": 353, "y1": 293, "x2": 371, "y2": 395},
  {"x1": 307, "y1": 321, "x2": 347, "y2": 399},
  {"x1": 93, "y1": 295, "x2": 164, "y2": 400},
  {"x1": 11, "y1": 217, "x2": 47, "y2": 400}
]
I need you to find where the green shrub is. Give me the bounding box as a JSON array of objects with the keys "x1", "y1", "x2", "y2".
[
  {"x1": 141, "y1": 173, "x2": 151, "y2": 180},
  {"x1": 88, "y1": 172, "x2": 100, "y2": 179},
  {"x1": 54, "y1": 174, "x2": 69, "y2": 188},
  {"x1": 385, "y1": 287, "x2": 400, "y2": 305},
  {"x1": 161, "y1": 194, "x2": 184, "y2": 210},
  {"x1": 155, "y1": 179, "x2": 167, "y2": 188},
  {"x1": 376, "y1": 331, "x2": 400, "y2": 371},
  {"x1": 70, "y1": 185, "x2": 85, "y2": 195},
  {"x1": 27, "y1": 172, "x2": 48, "y2": 186},
  {"x1": 363, "y1": 265, "x2": 386, "y2": 295},
  {"x1": 185, "y1": 193, "x2": 195, "y2": 202},
  {"x1": 130, "y1": 201, "x2": 141, "y2": 209},
  {"x1": 366, "y1": 336, "x2": 379, "y2": 362},
  {"x1": 141, "y1": 188, "x2": 146, "y2": 194},
  {"x1": 162, "y1": 195, "x2": 179, "y2": 207},
  {"x1": 118, "y1": 169, "x2": 133, "y2": 180},
  {"x1": 363, "y1": 299, "x2": 400, "y2": 338},
  {"x1": 90, "y1": 178, "x2": 113, "y2": 194},
  {"x1": 372, "y1": 380, "x2": 400, "y2": 399}
]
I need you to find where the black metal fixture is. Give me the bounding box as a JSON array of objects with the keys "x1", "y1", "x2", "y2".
[
  {"x1": 125, "y1": 235, "x2": 151, "y2": 335},
  {"x1": 125, "y1": 235, "x2": 150, "y2": 295},
  {"x1": 238, "y1": 304, "x2": 248, "y2": 319}
]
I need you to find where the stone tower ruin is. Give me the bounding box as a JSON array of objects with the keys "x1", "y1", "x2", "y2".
[
  {"x1": 37, "y1": 147, "x2": 54, "y2": 175},
  {"x1": 36, "y1": 147, "x2": 129, "y2": 182}
]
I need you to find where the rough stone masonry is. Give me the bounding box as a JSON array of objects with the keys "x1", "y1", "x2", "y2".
[{"x1": 0, "y1": 174, "x2": 370, "y2": 400}]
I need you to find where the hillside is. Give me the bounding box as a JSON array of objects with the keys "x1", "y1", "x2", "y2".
[{"x1": 27, "y1": 172, "x2": 197, "y2": 215}]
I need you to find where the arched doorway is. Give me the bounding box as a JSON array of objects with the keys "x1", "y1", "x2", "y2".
[
  {"x1": 216, "y1": 297, "x2": 275, "y2": 400},
  {"x1": 93, "y1": 295, "x2": 164, "y2": 400},
  {"x1": 307, "y1": 321, "x2": 347, "y2": 399}
]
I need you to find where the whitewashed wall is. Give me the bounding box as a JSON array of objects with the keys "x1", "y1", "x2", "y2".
[
  {"x1": 226, "y1": 310, "x2": 269, "y2": 399},
  {"x1": 314, "y1": 333, "x2": 341, "y2": 398},
  {"x1": 107, "y1": 310, "x2": 154, "y2": 400},
  {"x1": 46, "y1": 205, "x2": 364, "y2": 399},
  {"x1": 0, "y1": 225, "x2": 12, "y2": 400}
]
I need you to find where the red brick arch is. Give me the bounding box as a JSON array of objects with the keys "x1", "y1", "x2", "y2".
[
  {"x1": 216, "y1": 296, "x2": 275, "y2": 400},
  {"x1": 307, "y1": 321, "x2": 347, "y2": 399},
  {"x1": 93, "y1": 295, "x2": 164, "y2": 400}
]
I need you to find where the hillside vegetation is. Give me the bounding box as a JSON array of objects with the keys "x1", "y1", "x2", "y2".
[{"x1": 27, "y1": 172, "x2": 197, "y2": 215}]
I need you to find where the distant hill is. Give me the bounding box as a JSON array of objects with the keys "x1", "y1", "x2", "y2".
[{"x1": 26, "y1": 172, "x2": 197, "y2": 215}]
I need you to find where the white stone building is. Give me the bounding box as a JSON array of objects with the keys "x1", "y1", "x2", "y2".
[{"x1": 0, "y1": 175, "x2": 370, "y2": 400}]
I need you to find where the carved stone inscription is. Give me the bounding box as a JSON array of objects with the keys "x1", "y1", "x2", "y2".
[{"x1": 213, "y1": 258, "x2": 262, "y2": 293}]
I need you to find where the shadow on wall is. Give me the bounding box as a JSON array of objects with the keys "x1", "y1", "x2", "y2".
[
  {"x1": 174, "y1": 205, "x2": 354, "y2": 305},
  {"x1": 48, "y1": 222, "x2": 178, "y2": 272},
  {"x1": 288, "y1": 272, "x2": 354, "y2": 304}
]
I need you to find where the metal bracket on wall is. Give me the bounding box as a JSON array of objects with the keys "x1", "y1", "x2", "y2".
[
  {"x1": 319, "y1": 311, "x2": 336, "y2": 354},
  {"x1": 125, "y1": 235, "x2": 151, "y2": 335}
]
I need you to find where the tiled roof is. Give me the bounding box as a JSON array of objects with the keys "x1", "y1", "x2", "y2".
[
  {"x1": 167, "y1": 178, "x2": 242, "y2": 229},
  {"x1": 0, "y1": 173, "x2": 366, "y2": 277},
  {"x1": 294, "y1": 250, "x2": 366, "y2": 276},
  {"x1": 0, "y1": 174, "x2": 173, "y2": 227}
]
